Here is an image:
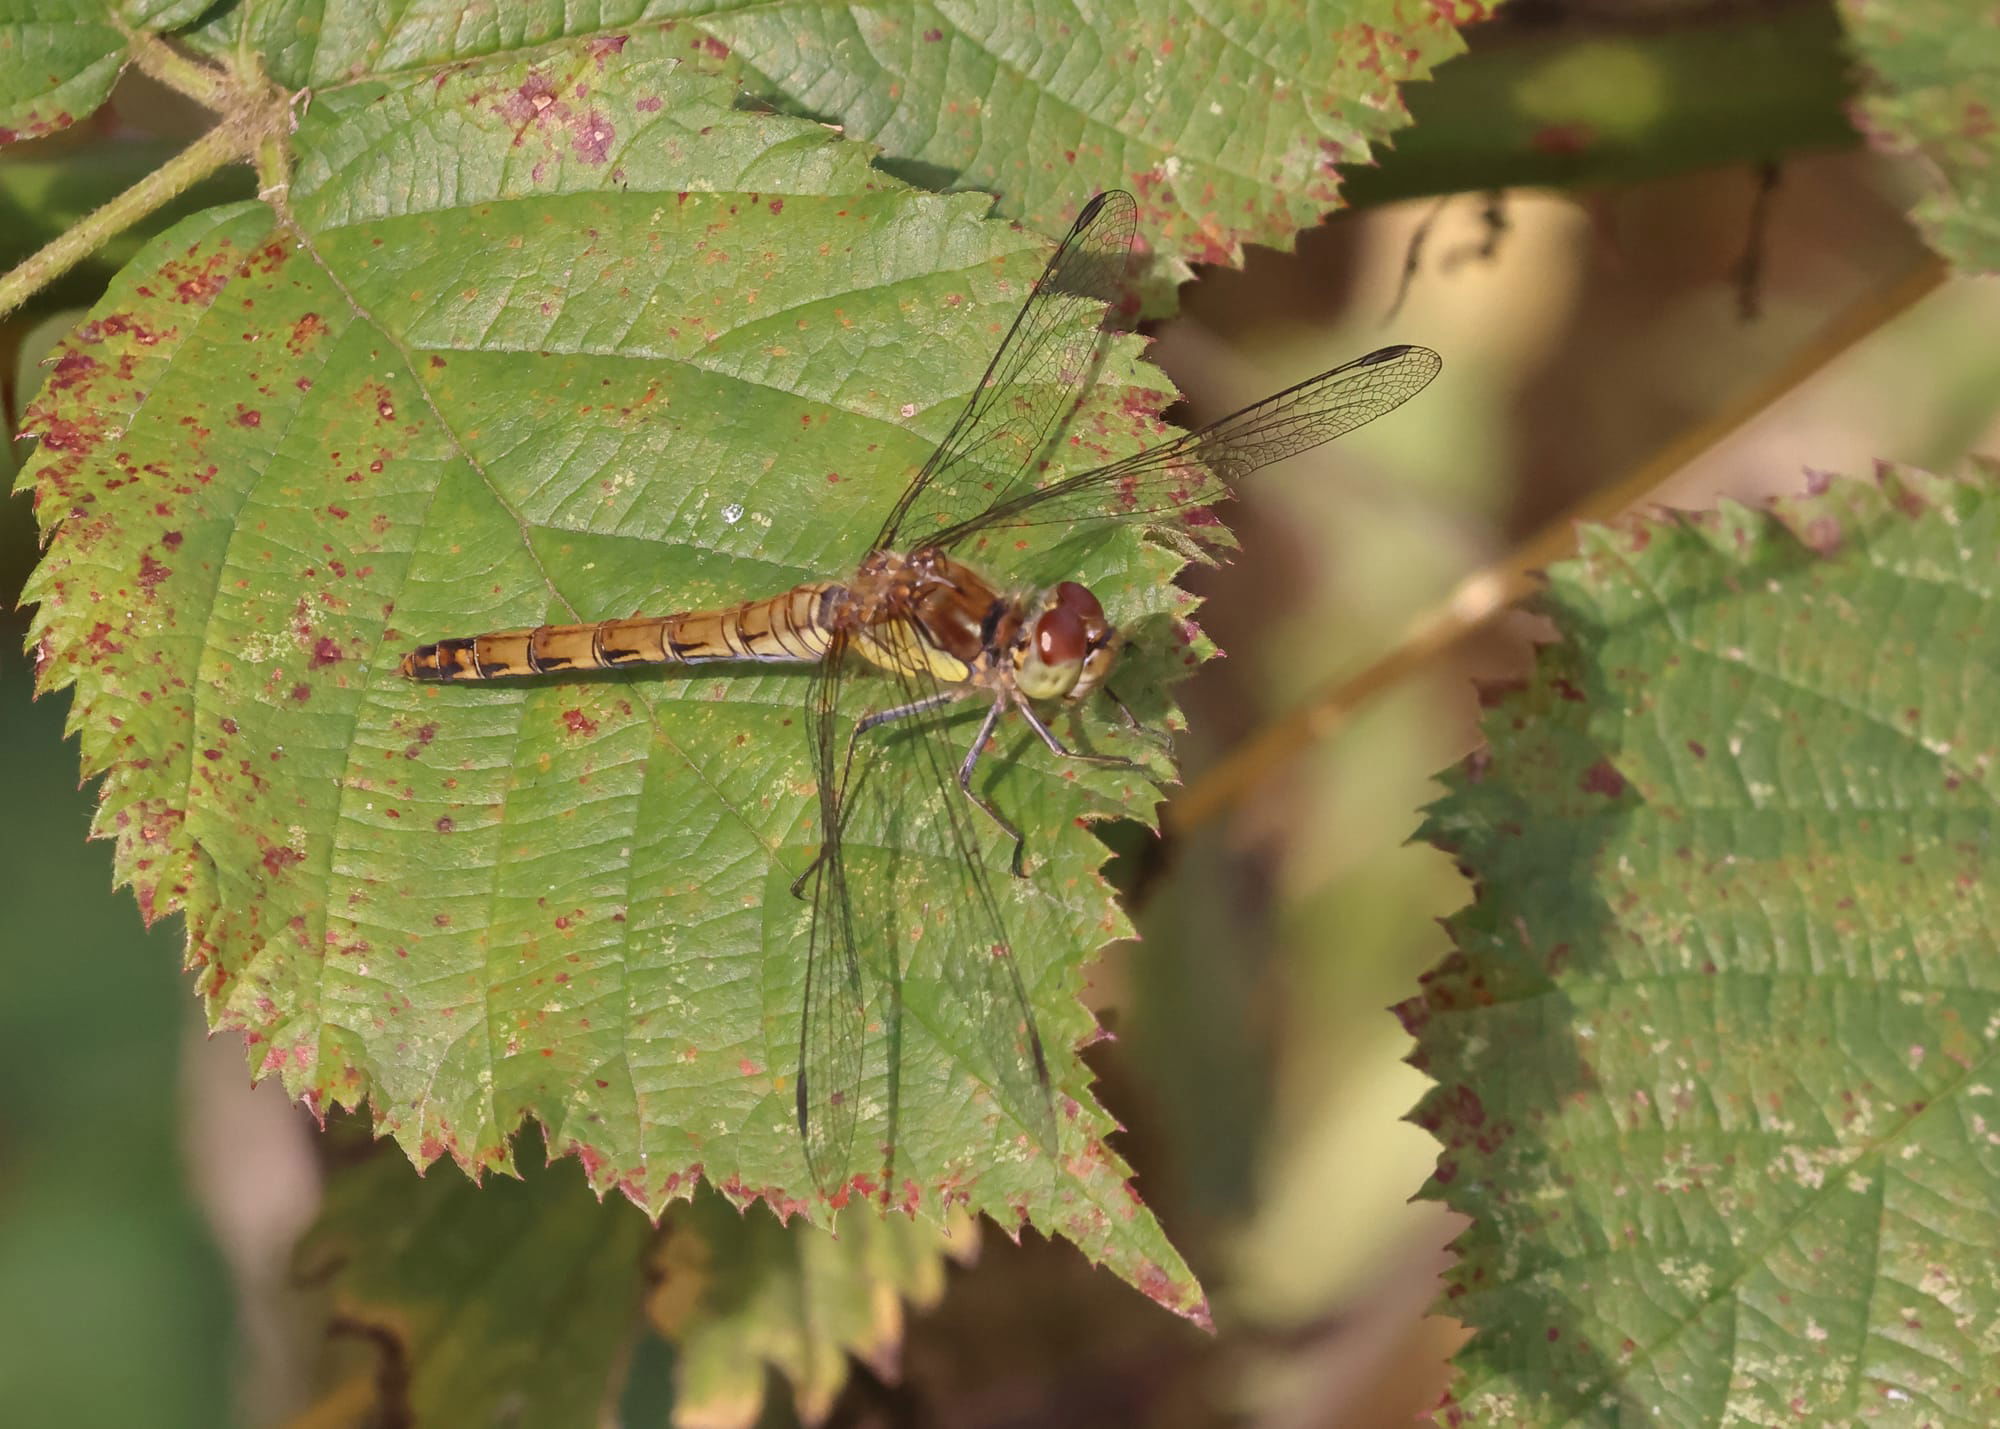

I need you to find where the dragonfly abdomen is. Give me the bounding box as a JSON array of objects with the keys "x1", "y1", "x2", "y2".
[{"x1": 400, "y1": 583, "x2": 841, "y2": 681}]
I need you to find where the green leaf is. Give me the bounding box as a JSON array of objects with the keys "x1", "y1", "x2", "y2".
[
  {"x1": 1406, "y1": 465, "x2": 2000, "y2": 1422},
  {"x1": 20, "y1": 33, "x2": 1204, "y2": 1318},
  {"x1": 0, "y1": 1, "x2": 212, "y2": 139},
  {"x1": 1840, "y1": 0, "x2": 2000, "y2": 273},
  {"x1": 301, "y1": 1137, "x2": 968, "y2": 1427},
  {"x1": 697, "y1": 0, "x2": 1475, "y2": 266},
  {"x1": 232, "y1": 0, "x2": 1475, "y2": 265},
  {"x1": 300, "y1": 1143, "x2": 652, "y2": 1428},
  {"x1": 648, "y1": 1191, "x2": 971, "y2": 1425},
  {"x1": 0, "y1": 0, "x2": 123, "y2": 141}
]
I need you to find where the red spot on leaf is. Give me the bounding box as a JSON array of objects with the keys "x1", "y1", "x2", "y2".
[
  {"x1": 572, "y1": 110, "x2": 615, "y2": 163},
  {"x1": 286, "y1": 312, "x2": 326, "y2": 354},
  {"x1": 562, "y1": 708, "x2": 598, "y2": 736},
  {"x1": 1579, "y1": 758, "x2": 1625, "y2": 798},
  {"x1": 309, "y1": 637, "x2": 343, "y2": 669},
  {"x1": 46, "y1": 350, "x2": 98, "y2": 390}
]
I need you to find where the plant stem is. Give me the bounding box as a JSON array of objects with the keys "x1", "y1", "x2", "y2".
[
  {"x1": 0, "y1": 122, "x2": 250, "y2": 321},
  {"x1": 123, "y1": 29, "x2": 234, "y2": 110},
  {"x1": 1167, "y1": 251, "x2": 1952, "y2": 834}
]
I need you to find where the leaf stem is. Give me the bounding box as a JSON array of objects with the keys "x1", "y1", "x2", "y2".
[
  {"x1": 123, "y1": 29, "x2": 235, "y2": 110},
  {"x1": 0, "y1": 122, "x2": 251, "y2": 321},
  {"x1": 1167, "y1": 251, "x2": 1952, "y2": 834}
]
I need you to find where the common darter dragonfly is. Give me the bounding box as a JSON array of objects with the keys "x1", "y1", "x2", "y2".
[{"x1": 402, "y1": 191, "x2": 1440, "y2": 1201}]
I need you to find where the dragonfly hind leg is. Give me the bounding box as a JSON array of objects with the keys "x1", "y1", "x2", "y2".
[
  {"x1": 791, "y1": 689, "x2": 962, "y2": 900},
  {"x1": 1015, "y1": 696, "x2": 1141, "y2": 771}
]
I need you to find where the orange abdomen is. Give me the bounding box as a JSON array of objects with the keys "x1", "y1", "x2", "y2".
[{"x1": 400, "y1": 583, "x2": 840, "y2": 681}]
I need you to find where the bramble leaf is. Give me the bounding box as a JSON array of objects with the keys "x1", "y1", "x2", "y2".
[
  {"x1": 222, "y1": 0, "x2": 1476, "y2": 267},
  {"x1": 1841, "y1": 0, "x2": 2000, "y2": 272},
  {"x1": 300, "y1": 1139, "x2": 966, "y2": 1427},
  {"x1": 20, "y1": 35, "x2": 1206, "y2": 1317},
  {"x1": 301, "y1": 1146, "x2": 652, "y2": 1429},
  {"x1": 0, "y1": 0, "x2": 123, "y2": 142},
  {"x1": 647, "y1": 1190, "x2": 972, "y2": 1425},
  {"x1": 1406, "y1": 464, "x2": 2000, "y2": 1422}
]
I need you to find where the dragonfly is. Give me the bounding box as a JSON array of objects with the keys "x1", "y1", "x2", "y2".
[{"x1": 401, "y1": 190, "x2": 1440, "y2": 1202}]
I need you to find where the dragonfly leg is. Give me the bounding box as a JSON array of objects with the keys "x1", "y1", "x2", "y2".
[
  {"x1": 791, "y1": 690, "x2": 962, "y2": 899},
  {"x1": 1100, "y1": 685, "x2": 1143, "y2": 731},
  {"x1": 853, "y1": 691, "x2": 960, "y2": 741},
  {"x1": 957, "y1": 699, "x2": 1028, "y2": 878},
  {"x1": 1016, "y1": 697, "x2": 1138, "y2": 770},
  {"x1": 788, "y1": 848, "x2": 825, "y2": 901}
]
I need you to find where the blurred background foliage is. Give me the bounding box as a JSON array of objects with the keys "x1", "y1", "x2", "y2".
[{"x1": 5, "y1": 0, "x2": 1998, "y2": 1424}]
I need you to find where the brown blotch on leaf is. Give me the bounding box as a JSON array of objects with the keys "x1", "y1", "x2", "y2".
[{"x1": 1579, "y1": 758, "x2": 1626, "y2": 798}]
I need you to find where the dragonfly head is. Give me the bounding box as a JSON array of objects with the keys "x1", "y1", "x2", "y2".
[{"x1": 1014, "y1": 581, "x2": 1118, "y2": 702}]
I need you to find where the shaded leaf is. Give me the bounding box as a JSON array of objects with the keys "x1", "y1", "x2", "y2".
[
  {"x1": 19, "y1": 33, "x2": 1204, "y2": 1316},
  {"x1": 1841, "y1": 0, "x2": 2000, "y2": 272},
  {"x1": 1406, "y1": 464, "x2": 2000, "y2": 1422},
  {"x1": 300, "y1": 1144, "x2": 652, "y2": 1429},
  {"x1": 649, "y1": 1194, "x2": 971, "y2": 1427},
  {"x1": 230, "y1": 0, "x2": 1477, "y2": 266}
]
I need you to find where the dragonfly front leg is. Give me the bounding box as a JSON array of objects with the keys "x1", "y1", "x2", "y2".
[
  {"x1": 957, "y1": 698, "x2": 1030, "y2": 878},
  {"x1": 1100, "y1": 685, "x2": 1142, "y2": 732},
  {"x1": 1016, "y1": 697, "x2": 1140, "y2": 771},
  {"x1": 790, "y1": 689, "x2": 962, "y2": 899}
]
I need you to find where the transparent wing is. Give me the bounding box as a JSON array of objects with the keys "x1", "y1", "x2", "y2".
[
  {"x1": 876, "y1": 190, "x2": 1138, "y2": 551},
  {"x1": 796, "y1": 635, "x2": 866, "y2": 1197},
  {"x1": 929, "y1": 343, "x2": 1443, "y2": 547},
  {"x1": 870, "y1": 647, "x2": 1058, "y2": 1182},
  {"x1": 795, "y1": 630, "x2": 1058, "y2": 1202}
]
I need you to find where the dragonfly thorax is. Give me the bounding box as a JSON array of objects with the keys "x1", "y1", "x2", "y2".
[{"x1": 847, "y1": 549, "x2": 1117, "y2": 705}]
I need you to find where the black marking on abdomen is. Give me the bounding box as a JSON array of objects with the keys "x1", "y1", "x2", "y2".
[{"x1": 526, "y1": 638, "x2": 575, "y2": 674}]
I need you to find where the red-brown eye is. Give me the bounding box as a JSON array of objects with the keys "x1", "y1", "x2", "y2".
[
  {"x1": 1035, "y1": 604, "x2": 1087, "y2": 665},
  {"x1": 1054, "y1": 581, "x2": 1103, "y2": 627}
]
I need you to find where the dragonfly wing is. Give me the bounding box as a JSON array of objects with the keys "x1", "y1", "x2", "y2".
[
  {"x1": 796, "y1": 630, "x2": 1058, "y2": 1200},
  {"x1": 876, "y1": 190, "x2": 1139, "y2": 551},
  {"x1": 797, "y1": 638, "x2": 866, "y2": 1197},
  {"x1": 881, "y1": 652, "x2": 1060, "y2": 1181},
  {"x1": 931, "y1": 343, "x2": 1443, "y2": 546}
]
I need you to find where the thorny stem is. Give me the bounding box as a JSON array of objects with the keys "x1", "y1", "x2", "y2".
[
  {"x1": 1167, "y1": 252, "x2": 1953, "y2": 835},
  {"x1": 0, "y1": 123, "x2": 249, "y2": 320},
  {"x1": 0, "y1": 33, "x2": 272, "y2": 322}
]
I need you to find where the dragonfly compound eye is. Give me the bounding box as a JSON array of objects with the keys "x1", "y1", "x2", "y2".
[
  {"x1": 1016, "y1": 582, "x2": 1110, "y2": 701},
  {"x1": 1036, "y1": 604, "x2": 1088, "y2": 667}
]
